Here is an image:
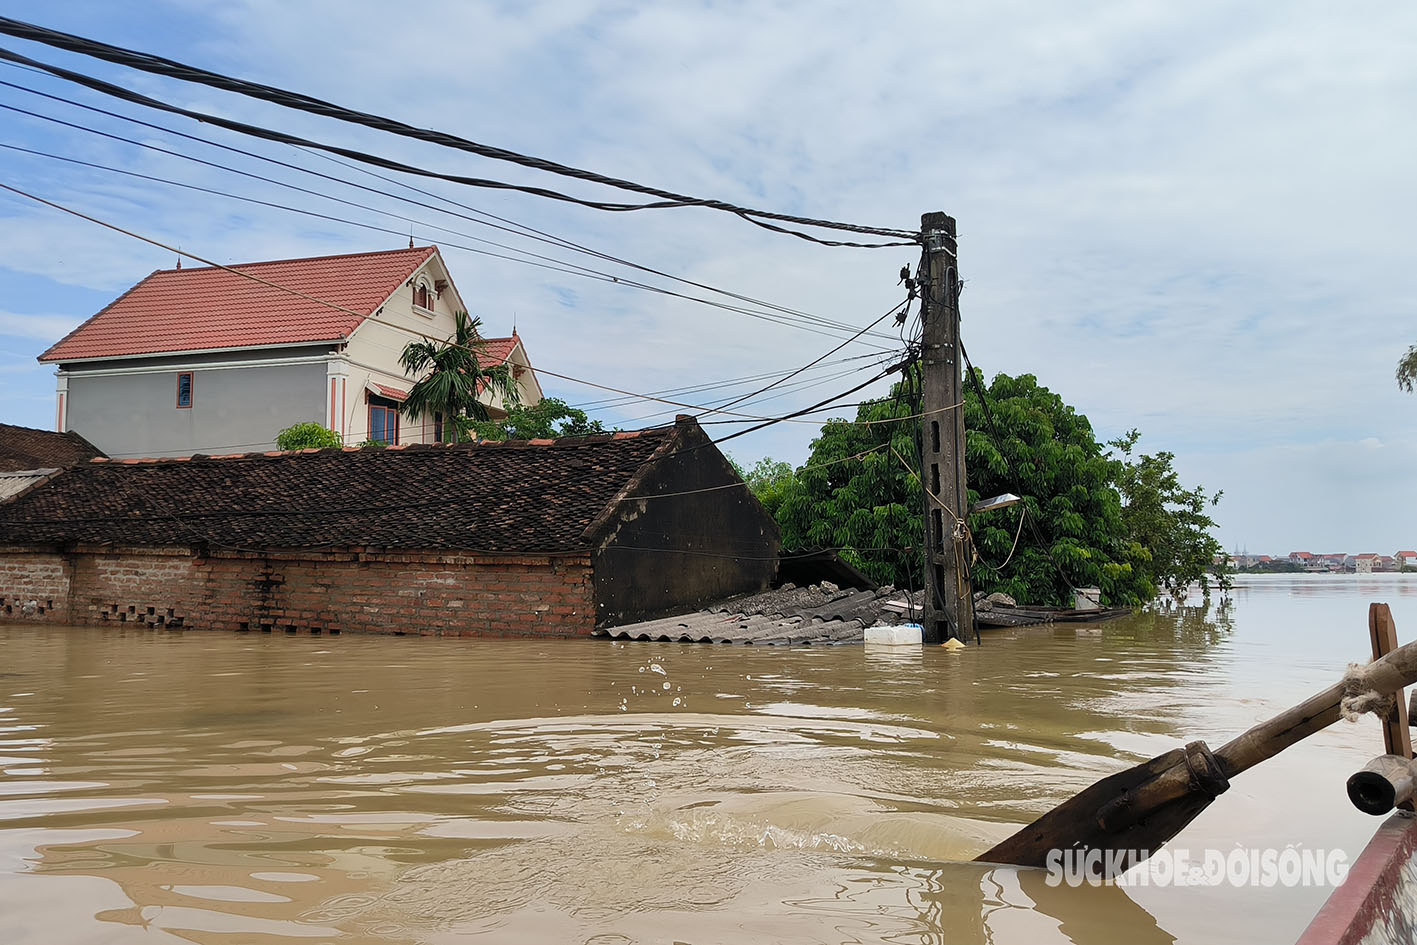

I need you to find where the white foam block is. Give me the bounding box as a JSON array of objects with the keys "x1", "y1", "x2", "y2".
[{"x1": 864, "y1": 624, "x2": 923, "y2": 646}]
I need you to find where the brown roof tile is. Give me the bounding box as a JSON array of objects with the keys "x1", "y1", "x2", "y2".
[
  {"x1": 0, "y1": 424, "x2": 682, "y2": 553},
  {"x1": 0, "y1": 423, "x2": 105, "y2": 473}
]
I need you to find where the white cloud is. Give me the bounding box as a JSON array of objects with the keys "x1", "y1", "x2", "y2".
[{"x1": 0, "y1": 310, "x2": 83, "y2": 341}]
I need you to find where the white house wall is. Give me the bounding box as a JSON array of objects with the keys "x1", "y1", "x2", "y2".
[
  {"x1": 342, "y1": 256, "x2": 540, "y2": 442},
  {"x1": 342, "y1": 255, "x2": 462, "y2": 444}
]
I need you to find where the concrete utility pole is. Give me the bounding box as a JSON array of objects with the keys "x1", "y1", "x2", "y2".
[{"x1": 918, "y1": 211, "x2": 974, "y2": 643}]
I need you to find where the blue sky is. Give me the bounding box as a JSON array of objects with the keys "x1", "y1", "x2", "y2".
[{"x1": 1, "y1": 1, "x2": 1414, "y2": 553}]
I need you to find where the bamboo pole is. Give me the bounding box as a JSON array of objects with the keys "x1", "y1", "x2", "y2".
[{"x1": 982, "y1": 626, "x2": 1417, "y2": 869}]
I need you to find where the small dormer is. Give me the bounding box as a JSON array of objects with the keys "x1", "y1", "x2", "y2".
[{"x1": 412, "y1": 273, "x2": 437, "y2": 316}]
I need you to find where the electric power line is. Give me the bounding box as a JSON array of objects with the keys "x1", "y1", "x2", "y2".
[
  {"x1": 0, "y1": 74, "x2": 903, "y2": 344},
  {"x1": 0, "y1": 19, "x2": 918, "y2": 248},
  {"x1": 0, "y1": 113, "x2": 896, "y2": 348},
  {"x1": 0, "y1": 180, "x2": 915, "y2": 432}
]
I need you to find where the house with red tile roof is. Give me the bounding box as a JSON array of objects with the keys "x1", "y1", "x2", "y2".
[
  {"x1": 1354, "y1": 553, "x2": 1380, "y2": 574},
  {"x1": 39, "y1": 246, "x2": 541, "y2": 458}
]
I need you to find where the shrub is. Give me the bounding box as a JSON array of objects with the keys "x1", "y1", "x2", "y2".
[{"x1": 275, "y1": 422, "x2": 343, "y2": 451}]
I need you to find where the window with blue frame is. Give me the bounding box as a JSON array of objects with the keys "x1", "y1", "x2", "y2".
[
  {"x1": 368, "y1": 395, "x2": 399, "y2": 444},
  {"x1": 176, "y1": 372, "x2": 193, "y2": 408}
]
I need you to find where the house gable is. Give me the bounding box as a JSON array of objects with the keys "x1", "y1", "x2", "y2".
[{"x1": 584, "y1": 418, "x2": 780, "y2": 625}]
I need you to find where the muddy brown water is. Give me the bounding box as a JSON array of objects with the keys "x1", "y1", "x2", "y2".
[{"x1": 0, "y1": 574, "x2": 1412, "y2": 944}]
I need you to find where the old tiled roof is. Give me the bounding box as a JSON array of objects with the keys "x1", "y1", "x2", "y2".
[
  {"x1": 0, "y1": 423, "x2": 105, "y2": 473},
  {"x1": 0, "y1": 425, "x2": 683, "y2": 553},
  {"x1": 40, "y1": 246, "x2": 438, "y2": 362}
]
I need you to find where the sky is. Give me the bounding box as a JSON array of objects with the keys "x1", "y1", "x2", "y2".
[{"x1": 0, "y1": 1, "x2": 1413, "y2": 554}]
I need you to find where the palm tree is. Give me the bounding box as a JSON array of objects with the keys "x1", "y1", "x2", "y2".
[{"x1": 400, "y1": 311, "x2": 519, "y2": 443}]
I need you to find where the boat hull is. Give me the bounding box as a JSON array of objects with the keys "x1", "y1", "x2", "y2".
[{"x1": 1297, "y1": 813, "x2": 1417, "y2": 944}]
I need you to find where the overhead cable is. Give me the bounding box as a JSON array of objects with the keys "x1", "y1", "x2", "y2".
[
  {"x1": 0, "y1": 74, "x2": 900, "y2": 341},
  {"x1": 0, "y1": 18, "x2": 917, "y2": 247},
  {"x1": 0, "y1": 181, "x2": 906, "y2": 427},
  {"x1": 0, "y1": 135, "x2": 892, "y2": 348}
]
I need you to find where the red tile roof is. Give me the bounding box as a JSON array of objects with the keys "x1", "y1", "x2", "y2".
[
  {"x1": 480, "y1": 333, "x2": 518, "y2": 365},
  {"x1": 1398, "y1": 551, "x2": 1417, "y2": 558},
  {"x1": 373, "y1": 384, "x2": 409, "y2": 401},
  {"x1": 40, "y1": 246, "x2": 438, "y2": 362}
]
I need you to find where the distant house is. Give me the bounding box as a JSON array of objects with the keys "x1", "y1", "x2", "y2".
[
  {"x1": 1355, "y1": 553, "x2": 1380, "y2": 574},
  {"x1": 0, "y1": 422, "x2": 104, "y2": 502},
  {"x1": 39, "y1": 246, "x2": 541, "y2": 459},
  {"x1": 0, "y1": 417, "x2": 779, "y2": 635},
  {"x1": 0, "y1": 422, "x2": 103, "y2": 473},
  {"x1": 1288, "y1": 551, "x2": 1328, "y2": 572},
  {"x1": 1397, "y1": 551, "x2": 1417, "y2": 570}
]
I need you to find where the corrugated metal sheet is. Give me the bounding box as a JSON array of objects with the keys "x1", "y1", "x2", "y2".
[
  {"x1": 599, "y1": 583, "x2": 900, "y2": 644},
  {"x1": 0, "y1": 468, "x2": 58, "y2": 503}
]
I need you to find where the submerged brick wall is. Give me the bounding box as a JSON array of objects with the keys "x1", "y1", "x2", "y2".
[{"x1": 0, "y1": 545, "x2": 595, "y2": 637}]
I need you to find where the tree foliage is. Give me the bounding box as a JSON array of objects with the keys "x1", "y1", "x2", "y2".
[
  {"x1": 399, "y1": 311, "x2": 518, "y2": 442},
  {"x1": 1107, "y1": 430, "x2": 1226, "y2": 600},
  {"x1": 738, "y1": 457, "x2": 795, "y2": 518},
  {"x1": 771, "y1": 375, "x2": 927, "y2": 590},
  {"x1": 275, "y1": 422, "x2": 342, "y2": 451},
  {"x1": 761, "y1": 366, "x2": 1223, "y2": 607},
  {"x1": 471, "y1": 397, "x2": 606, "y2": 441},
  {"x1": 962, "y1": 371, "x2": 1150, "y2": 606},
  {"x1": 1398, "y1": 344, "x2": 1417, "y2": 393}
]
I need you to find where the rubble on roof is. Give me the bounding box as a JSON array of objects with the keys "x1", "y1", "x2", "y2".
[{"x1": 597, "y1": 581, "x2": 910, "y2": 644}]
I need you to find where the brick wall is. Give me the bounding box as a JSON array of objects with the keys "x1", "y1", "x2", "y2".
[{"x1": 0, "y1": 545, "x2": 595, "y2": 637}]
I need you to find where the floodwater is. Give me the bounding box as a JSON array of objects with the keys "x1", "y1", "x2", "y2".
[{"x1": 0, "y1": 575, "x2": 1411, "y2": 944}]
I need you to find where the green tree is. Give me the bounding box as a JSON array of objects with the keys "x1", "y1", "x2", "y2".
[
  {"x1": 400, "y1": 311, "x2": 518, "y2": 443},
  {"x1": 772, "y1": 373, "x2": 932, "y2": 590},
  {"x1": 275, "y1": 422, "x2": 342, "y2": 451},
  {"x1": 1398, "y1": 345, "x2": 1417, "y2": 393},
  {"x1": 739, "y1": 457, "x2": 796, "y2": 518},
  {"x1": 774, "y1": 367, "x2": 1177, "y2": 607},
  {"x1": 1107, "y1": 430, "x2": 1225, "y2": 600},
  {"x1": 471, "y1": 397, "x2": 605, "y2": 441},
  {"x1": 960, "y1": 371, "x2": 1151, "y2": 606}
]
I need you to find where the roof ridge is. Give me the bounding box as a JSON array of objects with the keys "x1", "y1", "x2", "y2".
[
  {"x1": 91, "y1": 426, "x2": 675, "y2": 465},
  {"x1": 149, "y1": 244, "x2": 437, "y2": 276}
]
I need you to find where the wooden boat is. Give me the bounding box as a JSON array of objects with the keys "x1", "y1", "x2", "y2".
[{"x1": 1295, "y1": 812, "x2": 1417, "y2": 944}]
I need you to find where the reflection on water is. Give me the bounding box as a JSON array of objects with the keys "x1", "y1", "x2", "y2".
[{"x1": 0, "y1": 574, "x2": 1408, "y2": 943}]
